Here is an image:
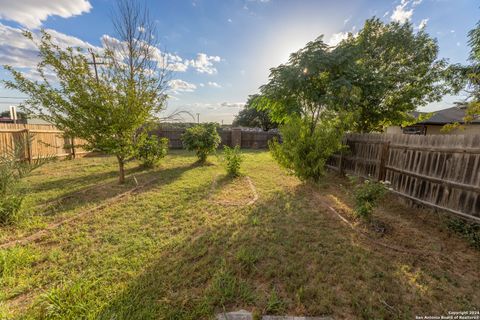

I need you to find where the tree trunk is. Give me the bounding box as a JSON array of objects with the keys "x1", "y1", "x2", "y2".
[{"x1": 117, "y1": 156, "x2": 125, "y2": 184}]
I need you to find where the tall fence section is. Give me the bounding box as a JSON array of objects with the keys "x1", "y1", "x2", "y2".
[
  {"x1": 326, "y1": 133, "x2": 480, "y2": 222},
  {"x1": 0, "y1": 124, "x2": 279, "y2": 160},
  {"x1": 154, "y1": 127, "x2": 279, "y2": 149},
  {"x1": 0, "y1": 123, "x2": 88, "y2": 160}
]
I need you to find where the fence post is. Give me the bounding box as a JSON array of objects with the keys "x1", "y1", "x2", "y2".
[
  {"x1": 231, "y1": 128, "x2": 242, "y2": 147},
  {"x1": 377, "y1": 141, "x2": 390, "y2": 181},
  {"x1": 338, "y1": 151, "x2": 344, "y2": 175},
  {"x1": 71, "y1": 137, "x2": 76, "y2": 159},
  {"x1": 24, "y1": 129, "x2": 32, "y2": 163}
]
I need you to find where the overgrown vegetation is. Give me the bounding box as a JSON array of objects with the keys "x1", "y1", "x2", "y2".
[
  {"x1": 182, "y1": 123, "x2": 221, "y2": 163},
  {"x1": 222, "y1": 145, "x2": 243, "y2": 177},
  {"x1": 136, "y1": 136, "x2": 169, "y2": 168},
  {"x1": 0, "y1": 134, "x2": 50, "y2": 225},
  {"x1": 352, "y1": 178, "x2": 388, "y2": 220},
  {"x1": 269, "y1": 116, "x2": 345, "y2": 182},
  {"x1": 446, "y1": 218, "x2": 480, "y2": 250}
]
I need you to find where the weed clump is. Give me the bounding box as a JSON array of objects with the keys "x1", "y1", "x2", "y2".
[
  {"x1": 222, "y1": 145, "x2": 243, "y2": 177},
  {"x1": 352, "y1": 178, "x2": 388, "y2": 220}
]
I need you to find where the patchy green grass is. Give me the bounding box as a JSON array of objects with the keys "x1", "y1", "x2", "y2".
[{"x1": 0, "y1": 150, "x2": 479, "y2": 319}]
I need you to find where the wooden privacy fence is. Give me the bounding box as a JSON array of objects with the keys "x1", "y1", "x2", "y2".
[
  {"x1": 153, "y1": 127, "x2": 279, "y2": 149},
  {"x1": 0, "y1": 123, "x2": 88, "y2": 160},
  {"x1": 326, "y1": 133, "x2": 480, "y2": 222},
  {"x1": 0, "y1": 124, "x2": 279, "y2": 160}
]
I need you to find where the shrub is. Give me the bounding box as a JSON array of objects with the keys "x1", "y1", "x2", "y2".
[
  {"x1": 0, "y1": 132, "x2": 51, "y2": 225},
  {"x1": 222, "y1": 145, "x2": 243, "y2": 177},
  {"x1": 0, "y1": 195, "x2": 23, "y2": 225},
  {"x1": 136, "y1": 136, "x2": 169, "y2": 168},
  {"x1": 182, "y1": 123, "x2": 221, "y2": 163},
  {"x1": 446, "y1": 218, "x2": 480, "y2": 250},
  {"x1": 353, "y1": 179, "x2": 388, "y2": 220},
  {"x1": 269, "y1": 117, "x2": 344, "y2": 182}
]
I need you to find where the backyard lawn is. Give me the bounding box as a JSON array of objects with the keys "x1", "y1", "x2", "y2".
[{"x1": 0, "y1": 151, "x2": 479, "y2": 319}]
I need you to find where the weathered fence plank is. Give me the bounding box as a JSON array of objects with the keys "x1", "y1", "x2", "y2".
[{"x1": 329, "y1": 133, "x2": 480, "y2": 222}]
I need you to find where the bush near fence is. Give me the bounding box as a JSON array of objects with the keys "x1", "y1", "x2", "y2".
[
  {"x1": 326, "y1": 133, "x2": 480, "y2": 223},
  {"x1": 152, "y1": 127, "x2": 279, "y2": 149},
  {"x1": 0, "y1": 124, "x2": 279, "y2": 161}
]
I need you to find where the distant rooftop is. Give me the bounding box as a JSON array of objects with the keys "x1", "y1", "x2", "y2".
[{"x1": 414, "y1": 105, "x2": 480, "y2": 125}]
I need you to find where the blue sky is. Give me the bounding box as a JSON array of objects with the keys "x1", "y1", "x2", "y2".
[{"x1": 0, "y1": 0, "x2": 478, "y2": 123}]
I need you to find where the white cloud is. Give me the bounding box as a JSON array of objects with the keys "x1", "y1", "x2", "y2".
[
  {"x1": 0, "y1": 22, "x2": 99, "y2": 69},
  {"x1": 327, "y1": 32, "x2": 349, "y2": 46},
  {"x1": 220, "y1": 102, "x2": 245, "y2": 108},
  {"x1": 168, "y1": 79, "x2": 197, "y2": 93},
  {"x1": 0, "y1": 21, "x2": 221, "y2": 89},
  {"x1": 0, "y1": 0, "x2": 92, "y2": 29},
  {"x1": 391, "y1": 0, "x2": 413, "y2": 23},
  {"x1": 391, "y1": 0, "x2": 423, "y2": 24},
  {"x1": 418, "y1": 18, "x2": 428, "y2": 30},
  {"x1": 228, "y1": 18, "x2": 232, "y2": 23},
  {"x1": 188, "y1": 53, "x2": 221, "y2": 74},
  {"x1": 207, "y1": 81, "x2": 221, "y2": 88}
]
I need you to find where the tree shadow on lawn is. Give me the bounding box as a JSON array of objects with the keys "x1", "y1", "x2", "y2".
[
  {"x1": 36, "y1": 164, "x2": 197, "y2": 217},
  {"x1": 91, "y1": 183, "x2": 479, "y2": 320},
  {"x1": 30, "y1": 161, "x2": 147, "y2": 194}
]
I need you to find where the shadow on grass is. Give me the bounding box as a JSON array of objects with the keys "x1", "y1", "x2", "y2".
[
  {"x1": 34, "y1": 162, "x2": 197, "y2": 218},
  {"x1": 35, "y1": 178, "x2": 480, "y2": 320},
  {"x1": 89, "y1": 184, "x2": 432, "y2": 320},
  {"x1": 30, "y1": 165, "x2": 144, "y2": 193}
]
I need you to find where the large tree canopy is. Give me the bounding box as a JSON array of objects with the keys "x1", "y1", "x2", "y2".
[
  {"x1": 335, "y1": 18, "x2": 450, "y2": 132},
  {"x1": 464, "y1": 20, "x2": 480, "y2": 121},
  {"x1": 232, "y1": 94, "x2": 277, "y2": 131},
  {"x1": 256, "y1": 18, "x2": 452, "y2": 133},
  {"x1": 256, "y1": 36, "x2": 354, "y2": 133}
]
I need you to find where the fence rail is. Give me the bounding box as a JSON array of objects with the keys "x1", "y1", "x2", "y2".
[
  {"x1": 0, "y1": 124, "x2": 88, "y2": 160},
  {"x1": 0, "y1": 124, "x2": 279, "y2": 160},
  {"x1": 327, "y1": 133, "x2": 480, "y2": 223},
  {"x1": 153, "y1": 127, "x2": 279, "y2": 149}
]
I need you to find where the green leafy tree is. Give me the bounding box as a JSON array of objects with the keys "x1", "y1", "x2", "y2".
[
  {"x1": 443, "y1": 20, "x2": 480, "y2": 132},
  {"x1": 3, "y1": 0, "x2": 169, "y2": 184},
  {"x1": 335, "y1": 18, "x2": 451, "y2": 132},
  {"x1": 256, "y1": 36, "x2": 352, "y2": 130},
  {"x1": 233, "y1": 95, "x2": 277, "y2": 131},
  {"x1": 182, "y1": 123, "x2": 221, "y2": 163},
  {"x1": 255, "y1": 36, "x2": 351, "y2": 181}
]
